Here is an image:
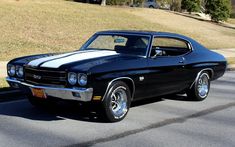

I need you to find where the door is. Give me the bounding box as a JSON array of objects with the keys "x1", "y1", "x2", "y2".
[{"x1": 145, "y1": 36, "x2": 192, "y2": 98}]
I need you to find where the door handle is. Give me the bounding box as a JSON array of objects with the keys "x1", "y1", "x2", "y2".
[
  {"x1": 179, "y1": 57, "x2": 185, "y2": 64},
  {"x1": 179, "y1": 60, "x2": 184, "y2": 64}
]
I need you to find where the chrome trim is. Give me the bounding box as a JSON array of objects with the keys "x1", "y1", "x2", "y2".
[
  {"x1": 102, "y1": 77, "x2": 135, "y2": 101},
  {"x1": 197, "y1": 73, "x2": 210, "y2": 98},
  {"x1": 147, "y1": 35, "x2": 154, "y2": 58},
  {"x1": 6, "y1": 77, "x2": 93, "y2": 102},
  {"x1": 7, "y1": 64, "x2": 16, "y2": 77},
  {"x1": 77, "y1": 73, "x2": 88, "y2": 86},
  {"x1": 25, "y1": 79, "x2": 65, "y2": 88},
  {"x1": 25, "y1": 67, "x2": 67, "y2": 86},
  {"x1": 68, "y1": 72, "x2": 77, "y2": 85},
  {"x1": 190, "y1": 68, "x2": 214, "y2": 89},
  {"x1": 110, "y1": 86, "x2": 128, "y2": 119}
]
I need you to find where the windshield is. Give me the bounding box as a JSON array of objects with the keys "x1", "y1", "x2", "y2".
[{"x1": 81, "y1": 34, "x2": 150, "y2": 56}]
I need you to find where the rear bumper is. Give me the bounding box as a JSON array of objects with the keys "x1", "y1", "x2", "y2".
[{"x1": 6, "y1": 77, "x2": 93, "y2": 102}]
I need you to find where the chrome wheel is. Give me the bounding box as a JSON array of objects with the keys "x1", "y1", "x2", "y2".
[
  {"x1": 102, "y1": 81, "x2": 131, "y2": 122},
  {"x1": 109, "y1": 86, "x2": 128, "y2": 119},
  {"x1": 197, "y1": 73, "x2": 209, "y2": 98},
  {"x1": 187, "y1": 71, "x2": 211, "y2": 101}
]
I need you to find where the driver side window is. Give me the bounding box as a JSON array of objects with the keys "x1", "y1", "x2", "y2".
[{"x1": 151, "y1": 37, "x2": 191, "y2": 57}]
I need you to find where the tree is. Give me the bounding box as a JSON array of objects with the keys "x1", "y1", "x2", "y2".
[
  {"x1": 101, "y1": 0, "x2": 106, "y2": 6},
  {"x1": 181, "y1": 0, "x2": 200, "y2": 13},
  {"x1": 170, "y1": 0, "x2": 182, "y2": 11},
  {"x1": 205, "y1": 0, "x2": 231, "y2": 22}
]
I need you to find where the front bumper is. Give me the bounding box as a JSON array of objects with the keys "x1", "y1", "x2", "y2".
[{"x1": 6, "y1": 77, "x2": 93, "y2": 102}]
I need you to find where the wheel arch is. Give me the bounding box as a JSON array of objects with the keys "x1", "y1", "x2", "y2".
[
  {"x1": 190, "y1": 68, "x2": 214, "y2": 89},
  {"x1": 102, "y1": 77, "x2": 135, "y2": 101},
  {"x1": 206, "y1": 69, "x2": 214, "y2": 79}
]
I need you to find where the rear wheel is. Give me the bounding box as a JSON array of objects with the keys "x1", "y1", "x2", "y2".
[
  {"x1": 187, "y1": 71, "x2": 210, "y2": 101},
  {"x1": 101, "y1": 81, "x2": 131, "y2": 122}
]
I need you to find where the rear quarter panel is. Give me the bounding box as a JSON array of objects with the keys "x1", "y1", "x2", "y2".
[{"x1": 184, "y1": 40, "x2": 227, "y2": 81}]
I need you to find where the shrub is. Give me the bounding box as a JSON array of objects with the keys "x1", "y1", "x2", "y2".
[
  {"x1": 170, "y1": 0, "x2": 181, "y2": 12},
  {"x1": 181, "y1": 0, "x2": 200, "y2": 13},
  {"x1": 230, "y1": 6, "x2": 235, "y2": 18},
  {"x1": 231, "y1": 13, "x2": 235, "y2": 18},
  {"x1": 205, "y1": 0, "x2": 232, "y2": 22},
  {"x1": 106, "y1": 0, "x2": 129, "y2": 5}
]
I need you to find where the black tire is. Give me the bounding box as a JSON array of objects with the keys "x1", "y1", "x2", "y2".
[
  {"x1": 187, "y1": 71, "x2": 210, "y2": 101},
  {"x1": 101, "y1": 81, "x2": 131, "y2": 122}
]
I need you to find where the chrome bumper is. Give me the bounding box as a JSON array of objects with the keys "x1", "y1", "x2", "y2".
[{"x1": 6, "y1": 77, "x2": 93, "y2": 102}]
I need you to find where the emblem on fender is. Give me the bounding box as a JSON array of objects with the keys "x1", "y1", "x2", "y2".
[{"x1": 139, "y1": 76, "x2": 144, "y2": 81}]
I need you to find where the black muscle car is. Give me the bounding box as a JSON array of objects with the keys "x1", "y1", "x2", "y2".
[{"x1": 6, "y1": 30, "x2": 227, "y2": 122}]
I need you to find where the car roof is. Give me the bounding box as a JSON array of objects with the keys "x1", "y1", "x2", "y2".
[
  {"x1": 96, "y1": 30, "x2": 193, "y2": 41},
  {"x1": 97, "y1": 30, "x2": 157, "y2": 35}
]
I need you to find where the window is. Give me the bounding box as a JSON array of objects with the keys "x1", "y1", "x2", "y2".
[
  {"x1": 83, "y1": 34, "x2": 150, "y2": 56},
  {"x1": 87, "y1": 35, "x2": 127, "y2": 50},
  {"x1": 151, "y1": 37, "x2": 190, "y2": 57}
]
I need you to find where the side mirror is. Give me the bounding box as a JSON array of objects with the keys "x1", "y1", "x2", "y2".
[
  {"x1": 151, "y1": 49, "x2": 163, "y2": 58},
  {"x1": 155, "y1": 49, "x2": 163, "y2": 56}
]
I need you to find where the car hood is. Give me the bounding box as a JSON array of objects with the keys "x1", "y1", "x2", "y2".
[
  {"x1": 26, "y1": 50, "x2": 130, "y2": 72},
  {"x1": 8, "y1": 53, "x2": 57, "y2": 66}
]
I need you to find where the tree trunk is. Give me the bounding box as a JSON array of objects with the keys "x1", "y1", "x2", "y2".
[
  {"x1": 101, "y1": 0, "x2": 106, "y2": 6},
  {"x1": 131, "y1": 0, "x2": 134, "y2": 5}
]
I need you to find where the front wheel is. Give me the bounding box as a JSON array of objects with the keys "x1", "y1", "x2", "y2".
[
  {"x1": 101, "y1": 81, "x2": 131, "y2": 122},
  {"x1": 187, "y1": 71, "x2": 210, "y2": 101}
]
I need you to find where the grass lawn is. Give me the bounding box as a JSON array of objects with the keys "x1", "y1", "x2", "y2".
[
  {"x1": 228, "y1": 18, "x2": 235, "y2": 25},
  {"x1": 227, "y1": 57, "x2": 235, "y2": 65},
  {"x1": 0, "y1": 0, "x2": 235, "y2": 61},
  {"x1": 0, "y1": 78, "x2": 8, "y2": 89}
]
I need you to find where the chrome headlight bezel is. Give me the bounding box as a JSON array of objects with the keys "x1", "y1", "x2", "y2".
[
  {"x1": 68, "y1": 72, "x2": 77, "y2": 85},
  {"x1": 16, "y1": 65, "x2": 24, "y2": 78},
  {"x1": 78, "y1": 73, "x2": 88, "y2": 86},
  {"x1": 7, "y1": 64, "x2": 16, "y2": 76}
]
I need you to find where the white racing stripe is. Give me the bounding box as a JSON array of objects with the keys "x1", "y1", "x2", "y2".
[
  {"x1": 28, "y1": 52, "x2": 76, "y2": 67},
  {"x1": 40, "y1": 50, "x2": 118, "y2": 68},
  {"x1": 27, "y1": 50, "x2": 95, "y2": 67}
]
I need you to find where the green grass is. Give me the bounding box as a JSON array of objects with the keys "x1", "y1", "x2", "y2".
[
  {"x1": 0, "y1": 0, "x2": 235, "y2": 61},
  {"x1": 0, "y1": 78, "x2": 8, "y2": 89},
  {"x1": 227, "y1": 57, "x2": 235, "y2": 65},
  {"x1": 228, "y1": 18, "x2": 235, "y2": 25}
]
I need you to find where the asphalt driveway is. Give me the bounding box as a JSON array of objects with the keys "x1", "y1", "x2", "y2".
[{"x1": 0, "y1": 71, "x2": 234, "y2": 147}]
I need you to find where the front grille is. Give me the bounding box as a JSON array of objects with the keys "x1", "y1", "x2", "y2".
[{"x1": 25, "y1": 67, "x2": 67, "y2": 86}]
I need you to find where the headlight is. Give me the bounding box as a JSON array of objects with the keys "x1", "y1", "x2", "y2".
[
  {"x1": 16, "y1": 66, "x2": 24, "y2": 78},
  {"x1": 78, "y1": 73, "x2": 87, "y2": 86},
  {"x1": 68, "y1": 72, "x2": 77, "y2": 85},
  {"x1": 7, "y1": 64, "x2": 16, "y2": 76}
]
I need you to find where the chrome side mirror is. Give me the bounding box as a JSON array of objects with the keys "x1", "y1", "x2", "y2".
[
  {"x1": 155, "y1": 49, "x2": 163, "y2": 56},
  {"x1": 152, "y1": 49, "x2": 163, "y2": 58}
]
